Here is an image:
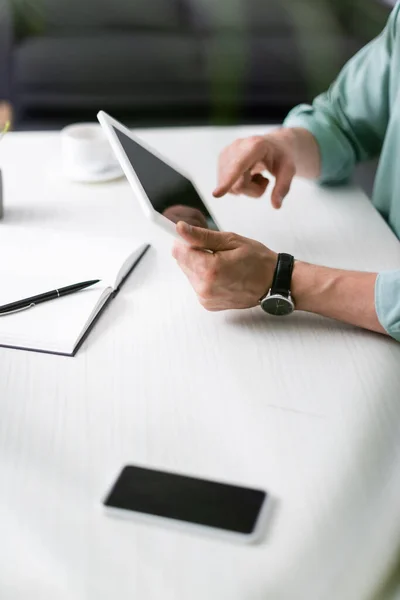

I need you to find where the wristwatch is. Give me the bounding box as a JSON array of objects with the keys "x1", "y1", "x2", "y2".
[{"x1": 259, "y1": 253, "x2": 295, "y2": 316}]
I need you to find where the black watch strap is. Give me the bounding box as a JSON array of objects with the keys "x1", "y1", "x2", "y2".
[{"x1": 270, "y1": 253, "x2": 295, "y2": 296}]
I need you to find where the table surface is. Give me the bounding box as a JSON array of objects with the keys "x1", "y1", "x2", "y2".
[{"x1": 1, "y1": 125, "x2": 400, "y2": 600}]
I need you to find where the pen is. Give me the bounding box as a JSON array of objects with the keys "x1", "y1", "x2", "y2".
[{"x1": 0, "y1": 280, "x2": 101, "y2": 316}]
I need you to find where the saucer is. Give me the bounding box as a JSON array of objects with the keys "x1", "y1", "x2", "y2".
[{"x1": 65, "y1": 163, "x2": 125, "y2": 183}]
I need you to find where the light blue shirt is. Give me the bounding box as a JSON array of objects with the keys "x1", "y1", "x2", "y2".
[{"x1": 284, "y1": 4, "x2": 400, "y2": 342}]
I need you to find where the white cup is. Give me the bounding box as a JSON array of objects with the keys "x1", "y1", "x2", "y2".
[{"x1": 61, "y1": 123, "x2": 119, "y2": 181}]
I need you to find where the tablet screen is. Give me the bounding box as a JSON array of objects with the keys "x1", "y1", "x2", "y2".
[{"x1": 113, "y1": 127, "x2": 219, "y2": 230}]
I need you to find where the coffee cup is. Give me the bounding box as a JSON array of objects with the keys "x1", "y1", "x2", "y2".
[{"x1": 61, "y1": 123, "x2": 121, "y2": 182}]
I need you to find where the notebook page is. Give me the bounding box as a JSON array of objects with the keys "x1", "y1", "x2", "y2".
[
  {"x1": 0, "y1": 227, "x2": 142, "y2": 354},
  {"x1": 114, "y1": 243, "x2": 148, "y2": 290}
]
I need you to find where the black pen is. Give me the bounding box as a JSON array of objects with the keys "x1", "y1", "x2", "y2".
[{"x1": 0, "y1": 280, "x2": 101, "y2": 316}]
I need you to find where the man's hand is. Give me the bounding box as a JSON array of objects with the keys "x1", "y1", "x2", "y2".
[
  {"x1": 213, "y1": 130, "x2": 297, "y2": 209},
  {"x1": 172, "y1": 221, "x2": 277, "y2": 311}
]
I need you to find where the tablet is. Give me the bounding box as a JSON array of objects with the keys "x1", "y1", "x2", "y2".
[{"x1": 97, "y1": 111, "x2": 221, "y2": 239}]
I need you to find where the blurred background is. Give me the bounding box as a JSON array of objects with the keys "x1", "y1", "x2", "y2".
[{"x1": 0, "y1": 0, "x2": 393, "y2": 132}]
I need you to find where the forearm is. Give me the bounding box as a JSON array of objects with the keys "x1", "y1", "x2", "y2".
[
  {"x1": 292, "y1": 261, "x2": 387, "y2": 336},
  {"x1": 270, "y1": 127, "x2": 322, "y2": 180}
]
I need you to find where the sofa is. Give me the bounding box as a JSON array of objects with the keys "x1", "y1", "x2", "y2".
[{"x1": 0, "y1": 0, "x2": 389, "y2": 130}]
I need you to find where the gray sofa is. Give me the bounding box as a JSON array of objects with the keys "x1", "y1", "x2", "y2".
[{"x1": 0, "y1": 0, "x2": 389, "y2": 129}]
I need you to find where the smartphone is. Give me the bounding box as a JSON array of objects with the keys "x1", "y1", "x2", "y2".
[{"x1": 103, "y1": 465, "x2": 270, "y2": 544}]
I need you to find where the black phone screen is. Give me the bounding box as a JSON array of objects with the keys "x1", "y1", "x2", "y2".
[{"x1": 103, "y1": 465, "x2": 267, "y2": 535}]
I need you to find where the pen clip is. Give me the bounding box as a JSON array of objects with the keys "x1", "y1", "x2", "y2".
[{"x1": 0, "y1": 302, "x2": 35, "y2": 316}]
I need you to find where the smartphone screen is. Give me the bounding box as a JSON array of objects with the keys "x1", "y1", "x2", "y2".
[{"x1": 103, "y1": 465, "x2": 267, "y2": 536}]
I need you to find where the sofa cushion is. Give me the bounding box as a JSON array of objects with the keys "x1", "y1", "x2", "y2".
[
  {"x1": 14, "y1": 34, "x2": 204, "y2": 97},
  {"x1": 185, "y1": 0, "x2": 295, "y2": 32},
  {"x1": 185, "y1": 0, "x2": 352, "y2": 34},
  {"x1": 14, "y1": 28, "x2": 360, "y2": 112},
  {"x1": 13, "y1": 0, "x2": 183, "y2": 35},
  {"x1": 202, "y1": 32, "x2": 360, "y2": 94}
]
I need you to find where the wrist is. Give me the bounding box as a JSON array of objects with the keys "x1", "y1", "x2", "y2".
[
  {"x1": 271, "y1": 127, "x2": 321, "y2": 180},
  {"x1": 265, "y1": 127, "x2": 297, "y2": 165},
  {"x1": 259, "y1": 249, "x2": 278, "y2": 298},
  {"x1": 267, "y1": 126, "x2": 296, "y2": 144},
  {"x1": 291, "y1": 261, "x2": 323, "y2": 311}
]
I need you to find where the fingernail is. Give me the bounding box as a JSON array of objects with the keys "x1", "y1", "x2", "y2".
[{"x1": 179, "y1": 221, "x2": 191, "y2": 233}]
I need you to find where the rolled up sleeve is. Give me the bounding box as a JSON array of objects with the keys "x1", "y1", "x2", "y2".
[
  {"x1": 284, "y1": 5, "x2": 399, "y2": 185},
  {"x1": 284, "y1": 103, "x2": 358, "y2": 184},
  {"x1": 375, "y1": 271, "x2": 400, "y2": 342}
]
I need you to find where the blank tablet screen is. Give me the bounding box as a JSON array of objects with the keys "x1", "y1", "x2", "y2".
[{"x1": 113, "y1": 127, "x2": 219, "y2": 230}]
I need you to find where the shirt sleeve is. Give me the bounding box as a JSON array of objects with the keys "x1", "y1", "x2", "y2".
[
  {"x1": 375, "y1": 271, "x2": 400, "y2": 342},
  {"x1": 283, "y1": 5, "x2": 400, "y2": 184}
]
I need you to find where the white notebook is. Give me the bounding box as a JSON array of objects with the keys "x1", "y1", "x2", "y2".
[{"x1": 0, "y1": 227, "x2": 149, "y2": 356}]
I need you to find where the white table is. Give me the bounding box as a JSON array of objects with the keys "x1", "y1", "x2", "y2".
[{"x1": 1, "y1": 126, "x2": 400, "y2": 600}]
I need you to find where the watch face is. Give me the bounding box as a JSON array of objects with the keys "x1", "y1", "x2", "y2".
[{"x1": 261, "y1": 295, "x2": 294, "y2": 316}]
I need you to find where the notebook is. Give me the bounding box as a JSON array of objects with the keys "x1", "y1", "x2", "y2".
[{"x1": 0, "y1": 227, "x2": 149, "y2": 356}]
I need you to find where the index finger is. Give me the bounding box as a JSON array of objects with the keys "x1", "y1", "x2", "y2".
[{"x1": 213, "y1": 140, "x2": 266, "y2": 198}]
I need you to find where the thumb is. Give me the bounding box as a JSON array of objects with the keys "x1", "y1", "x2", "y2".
[{"x1": 176, "y1": 221, "x2": 237, "y2": 252}]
